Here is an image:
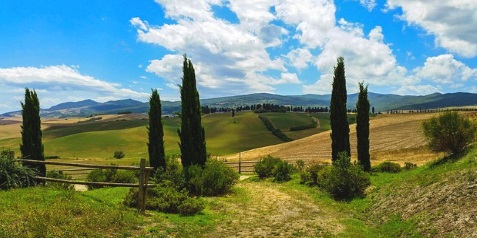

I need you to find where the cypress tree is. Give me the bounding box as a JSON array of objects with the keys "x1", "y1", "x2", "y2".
[
  {"x1": 356, "y1": 82, "x2": 371, "y2": 172},
  {"x1": 20, "y1": 88, "x2": 46, "y2": 177},
  {"x1": 148, "y1": 89, "x2": 165, "y2": 171},
  {"x1": 330, "y1": 57, "x2": 350, "y2": 161},
  {"x1": 178, "y1": 55, "x2": 207, "y2": 167}
]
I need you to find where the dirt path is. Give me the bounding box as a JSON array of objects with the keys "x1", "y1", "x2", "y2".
[{"x1": 208, "y1": 181, "x2": 343, "y2": 237}]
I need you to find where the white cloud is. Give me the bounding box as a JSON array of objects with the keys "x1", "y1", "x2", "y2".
[
  {"x1": 357, "y1": 0, "x2": 377, "y2": 11},
  {"x1": 0, "y1": 65, "x2": 149, "y2": 112},
  {"x1": 387, "y1": 0, "x2": 477, "y2": 57},
  {"x1": 414, "y1": 54, "x2": 477, "y2": 84},
  {"x1": 286, "y1": 48, "x2": 314, "y2": 70}
]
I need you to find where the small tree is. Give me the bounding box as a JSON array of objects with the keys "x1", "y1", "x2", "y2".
[
  {"x1": 356, "y1": 82, "x2": 371, "y2": 172},
  {"x1": 113, "y1": 151, "x2": 125, "y2": 159},
  {"x1": 20, "y1": 88, "x2": 46, "y2": 177},
  {"x1": 148, "y1": 89, "x2": 166, "y2": 171},
  {"x1": 422, "y1": 112, "x2": 477, "y2": 154},
  {"x1": 330, "y1": 57, "x2": 350, "y2": 161}
]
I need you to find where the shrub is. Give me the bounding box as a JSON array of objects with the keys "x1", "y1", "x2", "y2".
[
  {"x1": 273, "y1": 161, "x2": 292, "y2": 182},
  {"x1": 86, "y1": 167, "x2": 137, "y2": 190},
  {"x1": 113, "y1": 151, "x2": 125, "y2": 159},
  {"x1": 154, "y1": 155, "x2": 184, "y2": 189},
  {"x1": 0, "y1": 150, "x2": 36, "y2": 190},
  {"x1": 123, "y1": 181, "x2": 204, "y2": 216},
  {"x1": 254, "y1": 155, "x2": 282, "y2": 179},
  {"x1": 422, "y1": 111, "x2": 477, "y2": 154},
  {"x1": 321, "y1": 152, "x2": 370, "y2": 200},
  {"x1": 46, "y1": 170, "x2": 73, "y2": 190},
  {"x1": 372, "y1": 161, "x2": 402, "y2": 173},
  {"x1": 404, "y1": 162, "x2": 418, "y2": 171},
  {"x1": 185, "y1": 160, "x2": 239, "y2": 196},
  {"x1": 295, "y1": 159, "x2": 305, "y2": 172},
  {"x1": 300, "y1": 162, "x2": 328, "y2": 186}
]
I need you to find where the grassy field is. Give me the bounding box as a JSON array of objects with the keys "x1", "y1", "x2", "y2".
[
  {"x1": 0, "y1": 112, "x2": 287, "y2": 162},
  {"x1": 1, "y1": 147, "x2": 475, "y2": 237}
]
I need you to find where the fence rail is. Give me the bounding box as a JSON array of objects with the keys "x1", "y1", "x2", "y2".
[{"x1": 17, "y1": 158, "x2": 154, "y2": 214}]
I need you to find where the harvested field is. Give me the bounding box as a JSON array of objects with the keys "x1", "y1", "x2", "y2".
[{"x1": 225, "y1": 113, "x2": 450, "y2": 165}]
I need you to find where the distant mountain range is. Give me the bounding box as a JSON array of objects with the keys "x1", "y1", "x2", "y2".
[{"x1": 2, "y1": 92, "x2": 477, "y2": 118}]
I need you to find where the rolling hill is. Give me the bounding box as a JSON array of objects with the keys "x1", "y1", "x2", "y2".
[{"x1": 2, "y1": 92, "x2": 477, "y2": 118}]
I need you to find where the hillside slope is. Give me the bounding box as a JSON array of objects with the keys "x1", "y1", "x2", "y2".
[
  {"x1": 369, "y1": 149, "x2": 477, "y2": 237},
  {"x1": 225, "y1": 113, "x2": 443, "y2": 165}
]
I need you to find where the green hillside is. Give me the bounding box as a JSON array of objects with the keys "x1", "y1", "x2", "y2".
[{"x1": 40, "y1": 112, "x2": 285, "y2": 160}]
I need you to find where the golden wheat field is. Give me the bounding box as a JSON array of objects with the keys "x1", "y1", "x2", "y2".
[{"x1": 225, "y1": 112, "x2": 457, "y2": 165}]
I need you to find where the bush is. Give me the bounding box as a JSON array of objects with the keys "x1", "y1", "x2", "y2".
[
  {"x1": 321, "y1": 152, "x2": 370, "y2": 200},
  {"x1": 46, "y1": 170, "x2": 74, "y2": 190},
  {"x1": 185, "y1": 160, "x2": 239, "y2": 196},
  {"x1": 113, "y1": 151, "x2": 125, "y2": 159},
  {"x1": 153, "y1": 155, "x2": 185, "y2": 189},
  {"x1": 273, "y1": 161, "x2": 292, "y2": 182},
  {"x1": 300, "y1": 162, "x2": 328, "y2": 186},
  {"x1": 123, "y1": 181, "x2": 204, "y2": 216},
  {"x1": 254, "y1": 155, "x2": 282, "y2": 179},
  {"x1": 86, "y1": 167, "x2": 137, "y2": 190},
  {"x1": 254, "y1": 156, "x2": 293, "y2": 182},
  {"x1": 0, "y1": 150, "x2": 36, "y2": 190},
  {"x1": 404, "y1": 162, "x2": 418, "y2": 170},
  {"x1": 372, "y1": 161, "x2": 402, "y2": 173},
  {"x1": 295, "y1": 159, "x2": 305, "y2": 172},
  {"x1": 422, "y1": 111, "x2": 477, "y2": 154}
]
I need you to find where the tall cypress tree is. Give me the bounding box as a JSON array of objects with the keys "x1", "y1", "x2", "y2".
[
  {"x1": 20, "y1": 88, "x2": 46, "y2": 177},
  {"x1": 356, "y1": 82, "x2": 371, "y2": 171},
  {"x1": 178, "y1": 55, "x2": 207, "y2": 167},
  {"x1": 148, "y1": 89, "x2": 165, "y2": 171},
  {"x1": 330, "y1": 57, "x2": 350, "y2": 161}
]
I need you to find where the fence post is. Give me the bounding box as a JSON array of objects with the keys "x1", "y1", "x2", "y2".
[
  {"x1": 138, "y1": 158, "x2": 146, "y2": 214},
  {"x1": 239, "y1": 152, "x2": 242, "y2": 174}
]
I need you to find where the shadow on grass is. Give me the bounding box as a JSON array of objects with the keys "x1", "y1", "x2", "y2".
[{"x1": 428, "y1": 146, "x2": 474, "y2": 168}]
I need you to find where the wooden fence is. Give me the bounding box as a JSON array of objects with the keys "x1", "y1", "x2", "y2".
[{"x1": 17, "y1": 158, "x2": 155, "y2": 214}]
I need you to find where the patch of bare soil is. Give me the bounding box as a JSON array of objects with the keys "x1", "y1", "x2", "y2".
[{"x1": 208, "y1": 181, "x2": 343, "y2": 237}]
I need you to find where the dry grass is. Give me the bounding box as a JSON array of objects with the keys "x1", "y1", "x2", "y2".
[{"x1": 226, "y1": 113, "x2": 447, "y2": 166}]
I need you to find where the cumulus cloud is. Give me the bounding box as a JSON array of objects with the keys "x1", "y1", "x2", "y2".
[
  {"x1": 0, "y1": 65, "x2": 149, "y2": 111},
  {"x1": 387, "y1": 0, "x2": 477, "y2": 57},
  {"x1": 414, "y1": 54, "x2": 477, "y2": 84},
  {"x1": 286, "y1": 48, "x2": 314, "y2": 70}
]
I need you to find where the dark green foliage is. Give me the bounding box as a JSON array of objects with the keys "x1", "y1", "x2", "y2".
[
  {"x1": 356, "y1": 82, "x2": 371, "y2": 172},
  {"x1": 254, "y1": 156, "x2": 293, "y2": 182},
  {"x1": 299, "y1": 162, "x2": 329, "y2": 186},
  {"x1": 113, "y1": 151, "x2": 125, "y2": 159},
  {"x1": 289, "y1": 119, "x2": 318, "y2": 131},
  {"x1": 272, "y1": 161, "x2": 292, "y2": 182},
  {"x1": 20, "y1": 88, "x2": 46, "y2": 177},
  {"x1": 295, "y1": 159, "x2": 305, "y2": 172},
  {"x1": 422, "y1": 111, "x2": 477, "y2": 154},
  {"x1": 330, "y1": 57, "x2": 350, "y2": 161},
  {"x1": 322, "y1": 152, "x2": 370, "y2": 200},
  {"x1": 254, "y1": 155, "x2": 282, "y2": 179},
  {"x1": 178, "y1": 56, "x2": 207, "y2": 167},
  {"x1": 185, "y1": 160, "x2": 239, "y2": 196},
  {"x1": 0, "y1": 150, "x2": 36, "y2": 190},
  {"x1": 372, "y1": 161, "x2": 402, "y2": 173},
  {"x1": 148, "y1": 89, "x2": 166, "y2": 171},
  {"x1": 46, "y1": 170, "x2": 73, "y2": 190},
  {"x1": 153, "y1": 155, "x2": 185, "y2": 189},
  {"x1": 86, "y1": 167, "x2": 137, "y2": 190},
  {"x1": 123, "y1": 182, "x2": 204, "y2": 216},
  {"x1": 258, "y1": 115, "x2": 293, "y2": 142},
  {"x1": 258, "y1": 115, "x2": 276, "y2": 131},
  {"x1": 404, "y1": 162, "x2": 418, "y2": 170}
]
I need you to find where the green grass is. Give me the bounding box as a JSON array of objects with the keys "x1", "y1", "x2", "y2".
[{"x1": 261, "y1": 112, "x2": 313, "y2": 130}]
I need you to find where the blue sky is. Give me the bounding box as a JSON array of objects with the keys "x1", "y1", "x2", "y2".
[{"x1": 1, "y1": 0, "x2": 476, "y2": 113}]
